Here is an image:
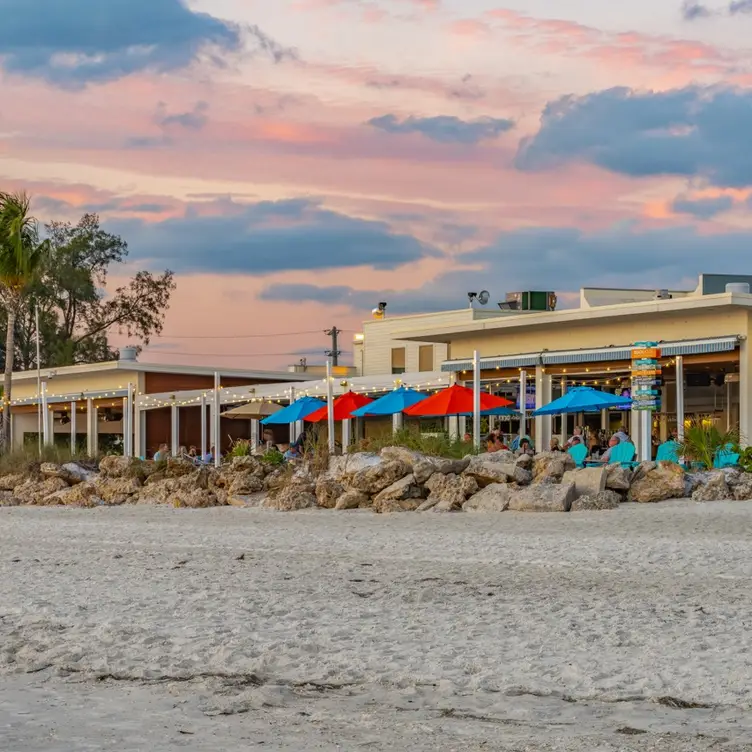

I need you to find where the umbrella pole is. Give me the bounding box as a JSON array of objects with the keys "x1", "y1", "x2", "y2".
[
  {"x1": 473, "y1": 350, "x2": 481, "y2": 450},
  {"x1": 519, "y1": 369, "x2": 528, "y2": 439},
  {"x1": 213, "y1": 372, "x2": 221, "y2": 468},
  {"x1": 200, "y1": 394, "x2": 207, "y2": 459},
  {"x1": 326, "y1": 360, "x2": 335, "y2": 453},
  {"x1": 289, "y1": 387, "x2": 296, "y2": 444}
]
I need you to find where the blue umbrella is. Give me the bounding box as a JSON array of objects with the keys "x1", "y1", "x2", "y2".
[
  {"x1": 261, "y1": 396, "x2": 325, "y2": 424},
  {"x1": 532, "y1": 386, "x2": 632, "y2": 416},
  {"x1": 350, "y1": 386, "x2": 427, "y2": 417}
]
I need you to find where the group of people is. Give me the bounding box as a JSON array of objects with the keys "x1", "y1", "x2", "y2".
[
  {"x1": 482, "y1": 429, "x2": 535, "y2": 458},
  {"x1": 153, "y1": 444, "x2": 216, "y2": 464},
  {"x1": 548, "y1": 425, "x2": 632, "y2": 463}
]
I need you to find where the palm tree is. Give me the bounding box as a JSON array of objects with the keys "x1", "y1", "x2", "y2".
[{"x1": 0, "y1": 192, "x2": 47, "y2": 449}]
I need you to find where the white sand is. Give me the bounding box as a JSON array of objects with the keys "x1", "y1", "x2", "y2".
[{"x1": 2, "y1": 502, "x2": 752, "y2": 750}]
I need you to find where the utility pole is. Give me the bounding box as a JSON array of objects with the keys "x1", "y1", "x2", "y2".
[{"x1": 325, "y1": 327, "x2": 341, "y2": 367}]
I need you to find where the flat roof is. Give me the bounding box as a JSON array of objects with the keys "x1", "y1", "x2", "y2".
[
  {"x1": 10, "y1": 360, "x2": 316, "y2": 384},
  {"x1": 391, "y1": 292, "x2": 752, "y2": 343}
]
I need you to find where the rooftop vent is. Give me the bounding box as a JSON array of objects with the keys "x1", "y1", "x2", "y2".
[
  {"x1": 726, "y1": 282, "x2": 750, "y2": 294},
  {"x1": 119, "y1": 346, "x2": 138, "y2": 362},
  {"x1": 655, "y1": 289, "x2": 672, "y2": 299}
]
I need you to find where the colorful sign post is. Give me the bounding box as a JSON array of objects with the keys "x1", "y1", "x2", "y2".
[{"x1": 631, "y1": 342, "x2": 661, "y2": 412}]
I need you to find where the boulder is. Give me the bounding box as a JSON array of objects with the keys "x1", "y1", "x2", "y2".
[
  {"x1": 263, "y1": 488, "x2": 316, "y2": 511},
  {"x1": 99, "y1": 456, "x2": 147, "y2": 480},
  {"x1": 732, "y1": 473, "x2": 752, "y2": 501},
  {"x1": 334, "y1": 489, "x2": 370, "y2": 510},
  {"x1": 230, "y1": 455, "x2": 266, "y2": 478},
  {"x1": 0, "y1": 490, "x2": 20, "y2": 507},
  {"x1": 605, "y1": 464, "x2": 632, "y2": 491},
  {"x1": 478, "y1": 450, "x2": 516, "y2": 464},
  {"x1": 631, "y1": 461, "x2": 657, "y2": 484},
  {"x1": 315, "y1": 476, "x2": 345, "y2": 509},
  {"x1": 515, "y1": 453, "x2": 533, "y2": 470},
  {"x1": 379, "y1": 447, "x2": 438, "y2": 484},
  {"x1": 227, "y1": 492, "x2": 265, "y2": 508},
  {"x1": 0, "y1": 473, "x2": 25, "y2": 491},
  {"x1": 348, "y1": 459, "x2": 410, "y2": 495},
  {"x1": 628, "y1": 462, "x2": 686, "y2": 503},
  {"x1": 424, "y1": 472, "x2": 478, "y2": 512},
  {"x1": 94, "y1": 477, "x2": 141, "y2": 505},
  {"x1": 373, "y1": 496, "x2": 423, "y2": 513},
  {"x1": 327, "y1": 452, "x2": 381, "y2": 481},
  {"x1": 40, "y1": 462, "x2": 65, "y2": 480},
  {"x1": 432, "y1": 457, "x2": 471, "y2": 475},
  {"x1": 692, "y1": 471, "x2": 731, "y2": 502},
  {"x1": 532, "y1": 452, "x2": 575, "y2": 484},
  {"x1": 15, "y1": 477, "x2": 69, "y2": 505},
  {"x1": 228, "y1": 472, "x2": 264, "y2": 496},
  {"x1": 571, "y1": 490, "x2": 622, "y2": 511},
  {"x1": 373, "y1": 474, "x2": 423, "y2": 504},
  {"x1": 165, "y1": 457, "x2": 195, "y2": 478},
  {"x1": 172, "y1": 489, "x2": 223, "y2": 508},
  {"x1": 562, "y1": 467, "x2": 607, "y2": 499},
  {"x1": 46, "y1": 482, "x2": 100, "y2": 508},
  {"x1": 137, "y1": 479, "x2": 178, "y2": 504},
  {"x1": 61, "y1": 462, "x2": 97, "y2": 485},
  {"x1": 464, "y1": 457, "x2": 531, "y2": 487},
  {"x1": 464, "y1": 483, "x2": 513, "y2": 512},
  {"x1": 507, "y1": 482, "x2": 576, "y2": 512},
  {"x1": 264, "y1": 467, "x2": 291, "y2": 494}
]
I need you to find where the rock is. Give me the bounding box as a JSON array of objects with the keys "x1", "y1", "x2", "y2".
[
  {"x1": 231, "y1": 456, "x2": 266, "y2": 478},
  {"x1": 373, "y1": 496, "x2": 423, "y2": 513},
  {"x1": 0, "y1": 490, "x2": 20, "y2": 506},
  {"x1": 571, "y1": 490, "x2": 622, "y2": 511},
  {"x1": 227, "y1": 492, "x2": 266, "y2": 508},
  {"x1": 264, "y1": 467, "x2": 291, "y2": 493},
  {"x1": 348, "y1": 459, "x2": 410, "y2": 495},
  {"x1": 334, "y1": 490, "x2": 370, "y2": 510},
  {"x1": 15, "y1": 477, "x2": 70, "y2": 505},
  {"x1": 379, "y1": 447, "x2": 438, "y2": 484},
  {"x1": 631, "y1": 461, "x2": 657, "y2": 483},
  {"x1": 327, "y1": 452, "x2": 381, "y2": 481},
  {"x1": 165, "y1": 457, "x2": 195, "y2": 478},
  {"x1": 424, "y1": 472, "x2": 478, "y2": 512},
  {"x1": 464, "y1": 484, "x2": 513, "y2": 512},
  {"x1": 61, "y1": 462, "x2": 96, "y2": 484},
  {"x1": 263, "y1": 488, "x2": 316, "y2": 511},
  {"x1": 0, "y1": 473, "x2": 26, "y2": 491},
  {"x1": 432, "y1": 457, "x2": 471, "y2": 475},
  {"x1": 464, "y1": 457, "x2": 531, "y2": 487},
  {"x1": 99, "y1": 456, "x2": 147, "y2": 480},
  {"x1": 416, "y1": 498, "x2": 440, "y2": 512},
  {"x1": 732, "y1": 473, "x2": 752, "y2": 501},
  {"x1": 723, "y1": 467, "x2": 743, "y2": 487},
  {"x1": 515, "y1": 453, "x2": 533, "y2": 470},
  {"x1": 628, "y1": 462, "x2": 686, "y2": 503},
  {"x1": 605, "y1": 464, "x2": 632, "y2": 491},
  {"x1": 532, "y1": 452, "x2": 575, "y2": 484},
  {"x1": 315, "y1": 476, "x2": 345, "y2": 509},
  {"x1": 94, "y1": 477, "x2": 141, "y2": 504},
  {"x1": 40, "y1": 462, "x2": 65, "y2": 479},
  {"x1": 692, "y1": 471, "x2": 730, "y2": 502},
  {"x1": 228, "y1": 472, "x2": 264, "y2": 496},
  {"x1": 562, "y1": 467, "x2": 607, "y2": 499},
  {"x1": 507, "y1": 482, "x2": 576, "y2": 512},
  {"x1": 172, "y1": 489, "x2": 223, "y2": 508},
  {"x1": 373, "y1": 474, "x2": 423, "y2": 503},
  {"x1": 46, "y1": 483, "x2": 101, "y2": 508}
]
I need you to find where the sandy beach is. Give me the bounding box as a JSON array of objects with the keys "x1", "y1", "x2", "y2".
[{"x1": 2, "y1": 502, "x2": 752, "y2": 751}]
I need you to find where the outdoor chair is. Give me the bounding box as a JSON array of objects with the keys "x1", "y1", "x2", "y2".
[
  {"x1": 714, "y1": 443, "x2": 740, "y2": 469},
  {"x1": 607, "y1": 441, "x2": 638, "y2": 469},
  {"x1": 567, "y1": 443, "x2": 588, "y2": 468},
  {"x1": 655, "y1": 440, "x2": 681, "y2": 464}
]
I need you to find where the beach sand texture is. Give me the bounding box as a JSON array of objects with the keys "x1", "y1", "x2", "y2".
[{"x1": 2, "y1": 502, "x2": 752, "y2": 750}]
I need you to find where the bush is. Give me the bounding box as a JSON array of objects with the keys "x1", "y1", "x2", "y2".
[
  {"x1": 358, "y1": 427, "x2": 480, "y2": 459},
  {"x1": 678, "y1": 419, "x2": 741, "y2": 470}
]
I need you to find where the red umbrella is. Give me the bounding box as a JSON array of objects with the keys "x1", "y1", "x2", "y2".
[
  {"x1": 403, "y1": 384, "x2": 513, "y2": 417},
  {"x1": 305, "y1": 391, "x2": 375, "y2": 422}
]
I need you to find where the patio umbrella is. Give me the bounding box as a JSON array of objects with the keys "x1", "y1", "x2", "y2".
[
  {"x1": 349, "y1": 386, "x2": 427, "y2": 417},
  {"x1": 403, "y1": 384, "x2": 514, "y2": 417},
  {"x1": 531, "y1": 386, "x2": 633, "y2": 416},
  {"x1": 261, "y1": 396, "x2": 325, "y2": 425},
  {"x1": 305, "y1": 391, "x2": 375, "y2": 422},
  {"x1": 222, "y1": 401, "x2": 283, "y2": 420}
]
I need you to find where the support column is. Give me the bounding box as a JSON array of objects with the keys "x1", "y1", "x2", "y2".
[
  {"x1": 534, "y1": 366, "x2": 552, "y2": 452},
  {"x1": 630, "y1": 404, "x2": 641, "y2": 458},
  {"x1": 639, "y1": 410, "x2": 652, "y2": 462},
  {"x1": 559, "y1": 377, "x2": 568, "y2": 445},
  {"x1": 41, "y1": 381, "x2": 49, "y2": 446},
  {"x1": 86, "y1": 397, "x2": 98, "y2": 457},
  {"x1": 326, "y1": 360, "x2": 335, "y2": 453},
  {"x1": 600, "y1": 408, "x2": 608, "y2": 430},
  {"x1": 659, "y1": 388, "x2": 668, "y2": 443},
  {"x1": 392, "y1": 412, "x2": 403, "y2": 434},
  {"x1": 170, "y1": 403, "x2": 179, "y2": 456},
  {"x1": 342, "y1": 419, "x2": 351, "y2": 449},
  {"x1": 122, "y1": 397, "x2": 129, "y2": 456},
  {"x1": 200, "y1": 395, "x2": 207, "y2": 458},
  {"x1": 458, "y1": 416, "x2": 467, "y2": 438},
  {"x1": 676, "y1": 356, "x2": 685, "y2": 443},
  {"x1": 213, "y1": 373, "x2": 221, "y2": 468},
  {"x1": 250, "y1": 418, "x2": 259, "y2": 448},
  {"x1": 472, "y1": 349, "x2": 481, "y2": 450},
  {"x1": 70, "y1": 401, "x2": 77, "y2": 454},
  {"x1": 519, "y1": 370, "x2": 528, "y2": 439},
  {"x1": 134, "y1": 407, "x2": 144, "y2": 459},
  {"x1": 125, "y1": 383, "x2": 134, "y2": 457},
  {"x1": 288, "y1": 388, "x2": 296, "y2": 443}
]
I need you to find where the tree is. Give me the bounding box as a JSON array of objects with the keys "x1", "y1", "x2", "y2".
[{"x1": 0, "y1": 192, "x2": 47, "y2": 447}]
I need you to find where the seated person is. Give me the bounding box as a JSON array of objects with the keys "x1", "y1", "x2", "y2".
[
  {"x1": 153, "y1": 443, "x2": 169, "y2": 462},
  {"x1": 516, "y1": 437, "x2": 534, "y2": 457},
  {"x1": 597, "y1": 435, "x2": 620, "y2": 463},
  {"x1": 566, "y1": 427, "x2": 583, "y2": 448},
  {"x1": 550, "y1": 437, "x2": 563, "y2": 452}
]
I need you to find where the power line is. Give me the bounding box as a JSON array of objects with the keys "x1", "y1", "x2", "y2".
[
  {"x1": 155, "y1": 329, "x2": 353, "y2": 340},
  {"x1": 141, "y1": 351, "x2": 325, "y2": 358}
]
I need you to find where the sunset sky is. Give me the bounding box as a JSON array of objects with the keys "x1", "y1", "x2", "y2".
[{"x1": 3, "y1": 0, "x2": 752, "y2": 368}]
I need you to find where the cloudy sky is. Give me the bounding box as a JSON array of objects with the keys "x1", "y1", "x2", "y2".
[{"x1": 3, "y1": 0, "x2": 752, "y2": 368}]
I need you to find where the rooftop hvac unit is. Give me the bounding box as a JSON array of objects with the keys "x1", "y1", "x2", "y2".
[
  {"x1": 655, "y1": 289, "x2": 672, "y2": 299},
  {"x1": 504, "y1": 291, "x2": 557, "y2": 311}
]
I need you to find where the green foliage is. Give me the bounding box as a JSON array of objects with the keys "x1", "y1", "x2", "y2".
[
  {"x1": 358, "y1": 427, "x2": 480, "y2": 459},
  {"x1": 677, "y1": 419, "x2": 741, "y2": 470},
  {"x1": 738, "y1": 447, "x2": 752, "y2": 473},
  {"x1": 228, "y1": 438, "x2": 252, "y2": 457},
  {"x1": 260, "y1": 448, "x2": 285, "y2": 466}
]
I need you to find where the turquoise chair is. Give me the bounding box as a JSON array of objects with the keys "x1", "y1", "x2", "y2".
[
  {"x1": 567, "y1": 443, "x2": 588, "y2": 467},
  {"x1": 714, "y1": 444, "x2": 740, "y2": 468},
  {"x1": 656, "y1": 440, "x2": 681, "y2": 464},
  {"x1": 608, "y1": 441, "x2": 638, "y2": 468}
]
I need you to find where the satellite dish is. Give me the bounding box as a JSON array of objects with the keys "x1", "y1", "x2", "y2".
[{"x1": 478, "y1": 290, "x2": 490, "y2": 305}]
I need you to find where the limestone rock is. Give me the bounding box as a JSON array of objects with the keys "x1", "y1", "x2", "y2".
[
  {"x1": 0, "y1": 490, "x2": 20, "y2": 506},
  {"x1": 732, "y1": 473, "x2": 752, "y2": 501},
  {"x1": 231, "y1": 456, "x2": 266, "y2": 478},
  {"x1": 60, "y1": 462, "x2": 96, "y2": 485},
  {"x1": 379, "y1": 447, "x2": 438, "y2": 484},
  {"x1": 172, "y1": 489, "x2": 223, "y2": 508},
  {"x1": 315, "y1": 476, "x2": 345, "y2": 509},
  {"x1": 228, "y1": 472, "x2": 264, "y2": 496},
  {"x1": 373, "y1": 474, "x2": 423, "y2": 503},
  {"x1": 507, "y1": 482, "x2": 576, "y2": 512},
  {"x1": 15, "y1": 477, "x2": 69, "y2": 505},
  {"x1": 628, "y1": 462, "x2": 686, "y2": 503},
  {"x1": 424, "y1": 472, "x2": 477, "y2": 511},
  {"x1": 464, "y1": 457, "x2": 531, "y2": 487},
  {"x1": 136, "y1": 479, "x2": 177, "y2": 504},
  {"x1": 464, "y1": 483, "x2": 513, "y2": 512},
  {"x1": 562, "y1": 467, "x2": 607, "y2": 499},
  {"x1": 605, "y1": 464, "x2": 632, "y2": 491},
  {"x1": 532, "y1": 452, "x2": 575, "y2": 484},
  {"x1": 432, "y1": 457, "x2": 471, "y2": 475},
  {"x1": 0, "y1": 473, "x2": 25, "y2": 491},
  {"x1": 372, "y1": 496, "x2": 422, "y2": 513},
  {"x1": 46, "y1": 483, "x2": 101, "y2": 508},
  {"x1": 94, "y1": 477, "x2": 141, "y2": 504},
  {"x1": 571, "y1": 490, "x2": 622, "y2": 511},
  {"x1": 99, "y1": 456, "x2": 147, "y2": 480},
  {"x1": 631, "y1": 461, "x2": 657, "y2": 484},
  {"x1": 416, "y1": 497, "x2": 439, "y2": 512},
  {"x1": 264, "y1": 467, "x2": 290, "y2": 493},
  {"x1": 334, "y1": 489, "x2": 370, "y2": 510},
  {"x1": 515, "y1": 453, "x2": 533, "y2": 470},
  {"x1": 348, "y1": 459, "x2": 410, "y2": 495},
  {"x1": 328, "y1": 452, "x2": 381, "y2": 482},
  {"x1": 263, "y1": 488, "x2": 316, "y2": 511},
  {"x1": 165, "y1": 457, "x2": 195, "y2": 478},
  {"x1": 40, "y1": 463, "x2": 65, "y2": 480},
  {"x1": 692, "y1": 471, "x2": 731, "y2": 502}
]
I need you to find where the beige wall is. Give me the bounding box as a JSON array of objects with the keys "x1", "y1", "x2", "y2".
[
  {"x1": 447, "y1": 309, "x2": 750, "y2": 361},
  {"x1": 11, "y1": 369, "x2": 141, "y2": 401},
  {"x1": 580, "y1": 288, "x2": 693, "y2": 308}
]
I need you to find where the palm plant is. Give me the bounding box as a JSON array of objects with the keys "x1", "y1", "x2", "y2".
[
  {"x1": 0, "y1": 192, "x2": 48, "y2": 449},
  {"x1": 677, "y1": 419, "x2": 741, "y2": 470}
]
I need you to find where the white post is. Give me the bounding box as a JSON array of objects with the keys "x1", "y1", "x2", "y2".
[
  {"x1": 289, "y1": 387, "x2": 296, "y2": 443},
  {"x1": 639, "y1": 410, "x2": 652, "y2": 462},
  {"x1": 213, "y1": 373, "x2": 221, "y2": 468},
  {"x1": 342, "y1": 419, "x2": 351, "y2": 449},
  {"x1": 392, "y1": 412, "x2": 403, "y2": 434},
  {"x1": 326, "y1": 360, "x2": 335, "y2": 453},
  {"x1": 70, "y1": 401, "x2": 77, "y2": 454},
  {"x1": 170, "y1": 403, "x2": 179, "y2": 456},
  {"x1": 559, "y1": 377, "x2": 567, "y2": 445},
  {"x1": 200, "y1": 394, "x2": 207, "y2": 459},
  {"x1": 519, "y1": 370, "x2": 528, "y2": 439},
  {"x1": 472, "y1": 350, "x2": 481, "y2": 450},
  {"x1": 126, "y1": 383, "x2": 134, "y2": 457},
  {"x1": 134, "y1": 406, "x2": 144, "y2": 459},
  {"x1": 250, "y1": 418, "x2": 259, "y2": 449},
  {"x1": 122, "y1": 397, "x2": 128, "y2": 456},
  {"x1": 41, "y1": 381, "x2": 51, "y2": 446},
  {"x1": 35, "y1": 304, "x2": 42, "y2": 456},
  {"x1": 86, "y1": 397, "x2": 97, "y2": 456},
  {"x1": 534, "y1": 366, "x2": 552, "y2": 452},
  {"x1": 601, "y1": 408, "x2": 608, "y2": 430},
  {"x1": 676, "y1": 356, "x2": 685, "y2": 443}
]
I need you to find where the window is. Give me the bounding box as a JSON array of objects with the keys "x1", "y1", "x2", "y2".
[
  {"x1": 418, "y1": 345, "x2": 434, "y2": 372},
  {"x1": 391, "y1": 347, "x2": 406, "y2": 375}
]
